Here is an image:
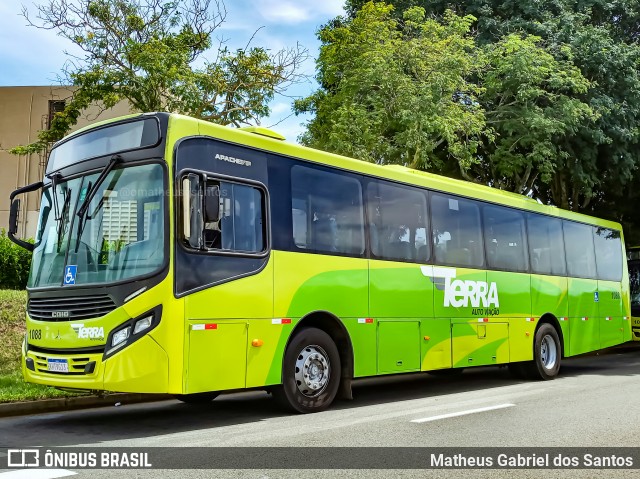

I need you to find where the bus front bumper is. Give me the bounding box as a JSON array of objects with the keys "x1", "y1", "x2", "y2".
[{"x1": 23, "y1": 335, "x2": 169, "y2": 393}]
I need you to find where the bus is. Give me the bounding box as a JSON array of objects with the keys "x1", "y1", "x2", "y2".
[
  {"x1": 627, "y1": 247, "x2": 640, "y2": 339},
  {"x1": 8, "y1": 112, "x2": 632, "y2": 413}
]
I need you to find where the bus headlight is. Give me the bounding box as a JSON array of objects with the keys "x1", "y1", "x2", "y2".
[
  {"x1": 112, "y1": 327, "x2": 131, "y2": 347},
  {"x1": 133, "y1": 316, "x2": 153, "y2": 334},
  {"x1": 104, "y1": 306, "x2": 162, "y2": 359}
]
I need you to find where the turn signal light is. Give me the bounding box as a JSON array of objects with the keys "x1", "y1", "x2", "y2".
[{"x1": 252, "y1": 339, "x2": 264, "y2": 347}]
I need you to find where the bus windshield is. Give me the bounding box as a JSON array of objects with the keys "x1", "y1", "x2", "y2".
[{"x1": 28, "y1": 163, "x2": 165, "y2": 288}]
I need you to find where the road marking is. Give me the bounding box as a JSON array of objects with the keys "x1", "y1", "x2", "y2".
[
  {"x1": 0, "y1": 469, "x2": 76, "y2": 479},
  {"x1": 411, "y1": 403, "x2": 515, "y2": 423}
]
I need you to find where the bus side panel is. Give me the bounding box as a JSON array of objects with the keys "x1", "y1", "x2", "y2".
[
  {"x1": 487, "y1": 271, "x2": 531, "y2": 363},
  {"x1": 369, "y1": 260, "x2": 432, "y2": 318},
  {"x1": 567, "y1": 278, "x2": 600, "y2": 356},
  {"x1": 597, "y1": 280, "x2": 624, "y2": 349},
  {"x1": 273, "y1": 250, "x2": 371, "y2": 379},
  {"x1": 530, "y1": 274, "x2": 569, "y2": 359},
  {"x1": 369, "y1": 260, "x2": 451, "y2": 372},
  {"x1": 420, "y1": 319, "x2": 452, "y2": 372},
  {"x1": 451, "y1": 320, "x2": 509, "y2": 368},
  {"x1": 183, "y1": 260, "x2": 273, "y2": 393},
  {"x1": 432, "y1": 268, "x2": 511, "y2": 369}
]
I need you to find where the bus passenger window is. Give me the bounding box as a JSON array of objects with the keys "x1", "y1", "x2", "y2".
[
  {"x1": 593, "y1": 227, "x2": 622, "y2": 281},
  {"x1": 291, "y1": 165, "x2": 364, "y2": 255},
  {"x1": 482, "y1": 206, "x2": 528, "y2": 272},
  {"x1": 527, "y1": 214, "x2": 566, "y2": 275},
  {"x1": 367, "y1": 181, "x2": 429, "y2": 263},
  {"x1": 431, "y1": 194, "x2": 484, "y2": 268},
  {"x1": 563, "y1": 221, "x2": 596, "y2": 278}
]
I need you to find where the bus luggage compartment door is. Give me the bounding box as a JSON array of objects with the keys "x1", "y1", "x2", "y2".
[
  {"x1": 377, "y1": 320, "x2": 421, "y2": 374},
  {"x1": 452, "y1": 322, "x2": 509, "y2": 368}
]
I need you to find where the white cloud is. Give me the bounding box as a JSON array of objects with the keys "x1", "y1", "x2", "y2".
[
  {"x1": 252, "y1": 0, "x2": 344, "y2": 24},
  {"x1": 270, "y1": 102, "x2": 292, "y2": 115},
  {"x1": 0, "y1": 2, "x2": 83, "y2": 85}
]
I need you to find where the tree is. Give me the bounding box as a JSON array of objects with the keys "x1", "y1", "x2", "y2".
[
  {"x1": 295, "y1": 3, "x2": 487, "y2": 174},
  {"x1": 472, "y1": 34, "x2": 594, "y2": 196},
  {"x1": 10, "y1": 0, "x2": 307, "y2": 155},
  {"x1": 344, "y1": 0, "x2": 640, "y2": 215},
  {"x1": 298, "y1": 1, "x2": 593, "y2": 194}
]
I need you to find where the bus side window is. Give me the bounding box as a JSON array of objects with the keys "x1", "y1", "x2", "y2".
[
  {"x1": 483, "y1": 205, "x2": 528, "y2": 272},
  {"x1": 563, "y1": 220, "x2": 597, "y2": 278},
  {"x1": 291, "y1": 165, "x2": 364, "y2": 255},
  {"x1": 527, "y1": 213, "x2": 565, "y2": 275},
  {"x1": 431, "y1": 194, "x2": 484, "y2": 268},
  {"x1": 593, "y1": 227, "x2": 623, "y2": 282},
  {"x1": 367, "y1": 180, "x2": 429, "y2": 263}
]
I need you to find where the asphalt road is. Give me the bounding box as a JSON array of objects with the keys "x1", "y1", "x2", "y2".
[{"x1": 1, "y1": 343, "x2": 640, "y2": 479}]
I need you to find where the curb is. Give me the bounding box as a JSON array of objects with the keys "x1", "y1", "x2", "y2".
[{"x1": 0, "y1": 393, "x2": 171, "y2": 418}]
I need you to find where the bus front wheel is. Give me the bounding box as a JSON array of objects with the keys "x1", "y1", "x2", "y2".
[
  {"x1": 525, "y1": 323, "x2": 561, "y2": 380},
  {"x1": 275, "y1": 327, "x2": 341, "y2": 413}
]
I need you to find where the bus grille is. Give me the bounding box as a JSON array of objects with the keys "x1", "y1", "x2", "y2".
[
  {"x1": 28, "y1": 295, "x2": 116, "y2": 321},
  {"x1": 33, "y1": 354, "x2": 92, "y2": 375}
]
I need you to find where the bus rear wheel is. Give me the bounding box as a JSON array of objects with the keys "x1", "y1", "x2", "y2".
[
  {"x1": 275, "y1": 327, "x2": 341, "y2": 413},
  {"x1": 524, "y1": 323, "x2": 561, "y2": 380}
]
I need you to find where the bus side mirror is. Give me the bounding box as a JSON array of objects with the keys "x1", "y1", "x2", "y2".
[
  {"x1": 8, "y1": 199, "x2": 20, "y2": 237},
  {"x1": 8, "y1": 181, "x2": 42, "y2": 252},
  {"x1": 182, "y1": 174, "x2": 204, "y2": 250},
  {"x1": 204, "y1": 184, "x2": 222, "y2": 223}
]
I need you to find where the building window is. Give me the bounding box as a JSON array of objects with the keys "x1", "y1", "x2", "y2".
[{"x1": 48, "y1": 100, "x2": 66, "y2": 129}]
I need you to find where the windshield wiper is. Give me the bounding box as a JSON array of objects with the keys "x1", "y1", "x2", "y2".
[
  {"x1": 76, "y1": 155, "x2": 121, "y2": 221},
  {"x1": 73, "y1": 155, "x2": 121, "y2": 253},
  {"x1": 56, "y1": 189, "x2": 71, "y2": 252},
  {"x1": 47, "y1": 173, "x2": 63, "y2": 221}
]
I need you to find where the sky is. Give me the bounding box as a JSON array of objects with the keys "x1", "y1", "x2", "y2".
[{"x1": 0, "y1": 0, "x2": 346, "y2": 142}]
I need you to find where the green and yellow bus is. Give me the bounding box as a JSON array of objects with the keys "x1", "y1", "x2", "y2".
[{"x1": 8, "y1": 113, "x2": 631, "y2": 413}]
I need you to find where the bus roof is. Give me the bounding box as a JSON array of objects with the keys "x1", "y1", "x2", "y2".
[{"x1": 64, "y1": 112, "x2": 623, "y2": 232}]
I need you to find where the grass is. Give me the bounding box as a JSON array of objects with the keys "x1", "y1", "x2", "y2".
[{"x1": 0, "y1": 289, "x2": 82, "y2": 402}]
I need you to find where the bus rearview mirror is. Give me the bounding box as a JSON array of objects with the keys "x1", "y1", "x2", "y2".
[
  {"x1": 8, "y1": 199, "x2": 20, "y2": 236},
  {"x1": 182, "y1": 174, "x2": 204, "y2": 250}
]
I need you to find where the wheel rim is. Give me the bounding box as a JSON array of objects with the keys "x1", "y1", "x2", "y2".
[
  {"x1": 540, "y1": 334, "x2": 557, "y2": 370},
  {"x1": 295, "y1": 345, "x2": 330, "y2": 397}
]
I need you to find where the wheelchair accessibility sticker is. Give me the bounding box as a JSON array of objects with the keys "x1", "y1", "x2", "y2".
[{"x1": 64, "y1": 265, "x2": 77, "y2": 285}]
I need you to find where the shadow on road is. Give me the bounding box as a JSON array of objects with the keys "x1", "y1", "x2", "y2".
[{"x1": 2, "y1": 342, "x2": 639, "y2": 447}]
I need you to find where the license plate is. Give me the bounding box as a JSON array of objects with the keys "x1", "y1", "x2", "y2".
[{"x1": 47, "y1": 358, "x2": 69, "y2": 373}]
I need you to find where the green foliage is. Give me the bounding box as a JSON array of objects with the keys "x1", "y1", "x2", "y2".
[
  {"x1": 473, "y1": 34, "x2": 595, "y2": 194},
  {"x1": 0, "y1": 289, "x2": 27, "y2": 374},
  {"x1": 0, "y1": 231, "x2": 32, "y2": 290},
  {"x1": 10, "y1": 0, "x2": 306, "y2": 155},
  {"x1": 295, "y1": 3, "x2": 487, "y2": 174},
  {"x1": 316, "y1": 0, "x2": 640, "y2": 225}
]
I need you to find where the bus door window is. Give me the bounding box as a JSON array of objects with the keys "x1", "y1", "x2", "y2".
[{"x1": 202, "y1": 180, "x2": 265, "y2": 254}]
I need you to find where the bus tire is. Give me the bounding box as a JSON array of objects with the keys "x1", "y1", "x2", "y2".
[
  {"x1": 275, "y1": 327, "x2": 341, "y2": 413},
  {"x1": 524, "y1": 323, "x2": 561, "y2": 380},
  {"x1": 173, "y1": 392, "x2": 219, "y2": 404}
]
